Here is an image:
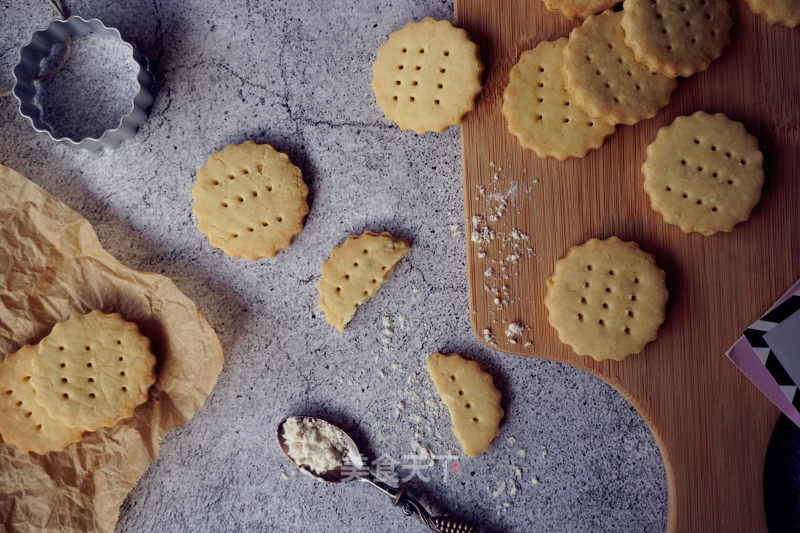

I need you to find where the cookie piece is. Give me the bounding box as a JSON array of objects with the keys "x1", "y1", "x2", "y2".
[
  {"x1": 621, "y1": 0, "x2": 732, "y2": 78},
  {"x1": 642, "y1": 112, "x2": 765, "y2": 236},
  {"x1": 427, "y1": 352, "x2": 503, "y2": 457},
  {"x1": 319, "y1": 232, "x2": 410, "y2": 332},
  {"x1": 563, "y1": 10, "x2": 678, "y2": 125},
  {"x1": 371, "y1": 17, "x2": 483, "y2": 134},
  {"x1": 502, "y1": 38, "x2": 616, "y2": 160},
  {"x1": 31, "y1": 311, "x2": 156, "y2": 431},
  {"x1": 0, "y1": 345, "x2": 85, "y2": 454},
  {"x1": 193, "y1": 141, "x2": 309, "y2": 260},
  {"x1": 542, "y1": 0, "x2": 619, "y2": 19},
  {"x1": 544, "y1": 237, "x2": 668, "y2": 361},
  {"x1": 745, "y1": 0, "x2": 799, "y2": 27}
]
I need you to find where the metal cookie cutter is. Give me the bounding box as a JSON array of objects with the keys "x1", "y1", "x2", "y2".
[{"x1": 12, "y1": 16, "x2": 154, "y2": 152}]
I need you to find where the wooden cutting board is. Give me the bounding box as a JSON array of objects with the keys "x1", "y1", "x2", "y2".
[{"x1": 454, "y1": 1, "x2": 799, "y2": 531}]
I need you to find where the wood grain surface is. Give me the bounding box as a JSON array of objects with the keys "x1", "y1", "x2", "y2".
[{"x1": 454, "y1": 1, "x2": 799, "y2": 531}]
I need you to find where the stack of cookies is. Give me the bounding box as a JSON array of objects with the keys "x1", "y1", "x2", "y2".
[
  {"x1": 503, "y1": 1, "x2": 732, "y2": 160},
  {"x1": 0, "y1": 311, "x2": 156, "y2": 454}
]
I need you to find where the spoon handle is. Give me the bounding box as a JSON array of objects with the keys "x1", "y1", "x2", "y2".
[{"x1": 389, "y1": 485, "x2": 478, "y2": 532}]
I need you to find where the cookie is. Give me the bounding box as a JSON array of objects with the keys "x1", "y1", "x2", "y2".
[
  {"x1": 502, "y1": 38, "x2": 616, "y2": 160},
  {"x1": 318, "y1": 232, "x2": 410, "y2": 332},
  {"x1": 31, "y1": 311, "x2": 156, "y2": 431},
  {"x1": 544, "y1": 237, "x2": 668, "y2": 361},
  {"x1": 0, "y1": 345, "x2": 85, "y2": 454},
  {"x1": 745, "y1": 0, "x2": 799, "y2": 27},
  {"x1": 193, "y1": 141, "x2": 309, "y2": 260},
  {"x1": 642, "y1": 112, "x2": 765, "y2": 236},
  {"x1": 621, "y1": 0, "x2": 732, "y2": 78},
  {"x1": 542, "y1": 0, "x2": 619, "y2": 19},
  {"x1": 562, "y1": 10, "x2": 678, "y2": 125},
  {"x1": 427, "y1": 352, "x2": 503, "y2": 457},
  {"x1": 371, "y1": 17, "x2": 483, "y2": 134}
]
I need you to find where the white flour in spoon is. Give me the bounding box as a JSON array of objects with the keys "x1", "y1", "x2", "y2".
[{"x1": 282, "y1": 417, "x2": 352, "y2": 475}]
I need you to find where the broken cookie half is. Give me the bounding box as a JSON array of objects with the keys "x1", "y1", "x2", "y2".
[
  {"x1": 318, "y1": 231, "x2": 410, "y2": 332},
  {"x1": 427, "y1": 352, "x2": 503, "y2": 457}
]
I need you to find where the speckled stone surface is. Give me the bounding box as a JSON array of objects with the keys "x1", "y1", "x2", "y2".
[{"x1": 0, "y1": 1, "x2": 797, "y2": 532}]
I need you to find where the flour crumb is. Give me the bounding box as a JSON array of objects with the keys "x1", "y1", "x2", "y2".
[
  {"x1": 509, "y1": 479, "x2": 519, "y2": 496},
  {"x1": 484, "y1": 267, "x2": 494, "y2": 276},
  {"x1": 492, "y1": 481, "x2": 506, "y2": 499},
  {"x1": 506, "y1": 436, "x2": 517, "y2": 445},
  {"x1": 477, "y1": 251, "x2": 486, "y2": 259},
  {"x1": 382, "y1": 316, "x2": 391, "y2": 327},
  {"x1": 523, "y1": 341, "x2": 532, "y2": 348},
  {"x1": 517, "y1": 449, "x2": 526, "y2": 457},
  {"x1": 482, "y1": 328, "x2": 498, "y2": 346},
  {"x1": 506, "y1": 322, "x2": 524, "y2": 337},
  {"x1": 532, "y1": 476, "x2": 539, "y2": 485}
]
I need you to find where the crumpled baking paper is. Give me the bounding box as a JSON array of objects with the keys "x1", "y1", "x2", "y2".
[{"x1": 0, "y1": 164, "x2": 224, "y2": 532}]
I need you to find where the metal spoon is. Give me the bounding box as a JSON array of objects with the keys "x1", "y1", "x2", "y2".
[{"x1": 277, "y1": 416, "x2": 477, "y2": 533}]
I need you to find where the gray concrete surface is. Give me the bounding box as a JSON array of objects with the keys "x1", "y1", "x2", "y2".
[{"x1": 0, "y1": 1, "x2": 796, "y2": 532}]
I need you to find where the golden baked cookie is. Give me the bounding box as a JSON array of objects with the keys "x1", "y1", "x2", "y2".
[
  {"x1": 544, "y1": 237, "x2": 668, "y2": 361},
  {"x1": 318, "y1": 231, "x2": 410, "y2": 331},
  {"x1": 562, "y1": 11, "x2": 678, "y2": 125},
  {"x1": 371, "y1": 18, "x2": 483, "y2": 134},
  {"x1": 0, "y1": 345, "x2": 85, "y2": 454},
  {"x1": 192, "y1": 141, "x2": 309, "y2": 260},
  {"x1": 427, "y1": 352, "x2": 503, "y2": 457},
  {"x1": 502, "y1": 38, "x2": 616, "y2": 159},
  {"x1": 745, "y1": 0, "x2": 799, "y2": 27},
  {"x1": 642, "y1": 111, "x2": 765, "y2": 236},
  {"x1": 31, "y1": 311, "x2": 156, "y2": 431},
  {"x1": 542, "y1": 0, "x2": 619, "y2": 19},
  {"x1": 621, "y1": 0, "x2": 732, "y2": 78}
]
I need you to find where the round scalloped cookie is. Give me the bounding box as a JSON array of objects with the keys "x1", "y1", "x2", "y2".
[
  {"x1": 371, "y1": 18, "x2": 483, "y2": 134},
  {"x1": 562, "y1": 10, "x2": 678, "y2": 125},
  {"x1": 502, "y1": 39, "x2": 616, "y2": 159},
  {"x1": 642, "y1": 111, "x2": 765, "y2": 236},
  {"x1": 621, "y1": 0, "x2": 732, "y2": 78},
  {"x1": 544, "y1": 237, "x2": 668, "y2": 361}
]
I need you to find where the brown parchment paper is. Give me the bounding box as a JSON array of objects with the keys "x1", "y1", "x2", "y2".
[{"x1": 0, "y1": 164, "x2": 225, "y2": 532}]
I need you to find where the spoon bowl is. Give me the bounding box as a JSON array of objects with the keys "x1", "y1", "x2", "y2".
[{"x1": 276, "y1": 415, "x2": 363, "y2": 483}]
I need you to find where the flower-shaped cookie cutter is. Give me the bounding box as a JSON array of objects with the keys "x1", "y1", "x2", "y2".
[{"x1": 12, "y1": 16, "x2": 154, "y2": 152}]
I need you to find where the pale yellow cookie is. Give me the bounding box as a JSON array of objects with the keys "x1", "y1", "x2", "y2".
[
  {"x1": 0, "y1": 345, "x2": 85, "y2": 454},
  {"x1": 621, "y1": 0, "x2": 732, "y2": 78},
  {"x1": 319, "y1": 232, "x2": 410, "y2": 332},
  {"x1": 544, "y1": 237, "x2": 668, "y2": 361},
  {"x1": 563, "y1": 11, "x2": 678, "y2": 125},
  {"x1": 542, "y1": 0, "x2": 619, "y2": 19},
  {"x1": 427, "y1": 352, "x2": 503, "y2": 457},
  {"x1": 31, "y1": 311, "x2": 156, "y2": 431},
  {"x1": 371, "y1": 17, "x2": 483, "y2": 134},
  {"x1": 502, "y1": 38, "x2": 616, "y2": 160},
  {"x1": 193, "y1": 141, "x2": 309, "y2": 260},
  {"x1": 642, "y1": 112, "x2": 765, "y2": 236},
  {"x1": 745, "y1": 0, "x2": 799, "y2": 27}
]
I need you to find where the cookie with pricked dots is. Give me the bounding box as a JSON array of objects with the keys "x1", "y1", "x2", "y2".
[
  {"x1": 542, "y1": 0, "x2": 619, "y2": 19},
  {"x1": 427, "y1": 352, "x2": 503, "y2": 457},
  {"x1": 30, "y1": 311, "x2": 156, "y2": 432},
  {"x1": 642, "y1": 111, "x2": 765, "y2": 236},
  {"x1": 621, "y1": 0, "x2": 732, "y2": 78},
  {"x1": 502, "y1": 38, "x2": 616, "y2": 160},
  {"x1": 0, "y1": 345, "x2": 85, "y2": 454},
  {"x1": 562, "y1": 10, "x2": 678, "y2": 125},
  {"x1": 318, "y1": 231, "x2": 410, "y2": 332},
  {"x1": 744, "y1": 0, "x2": 799, "y2": 28},
  {"x1": 544, "y1": 237, "x2": 668, "y2": 361},
  {"x1": 371, "y1": 17, "x2": 483, "y2": 134},
  {"x1": 192, "y1": 141, "x2": 309, "y2": 260}
]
